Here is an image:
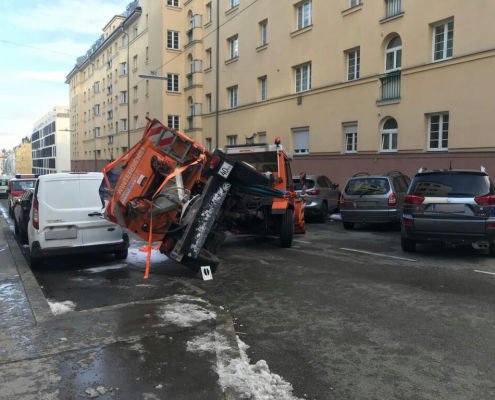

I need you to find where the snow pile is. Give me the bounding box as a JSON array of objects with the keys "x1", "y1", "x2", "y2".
[
  {"x1": 158, "y1": 301, "x2": 216, "y2": 328},
  {"x1": 47, "y1": 300, "x2": 76, "y2": 315},
  {"x1": 187, "y1": 332, "x2": 230, "y2": 354}
]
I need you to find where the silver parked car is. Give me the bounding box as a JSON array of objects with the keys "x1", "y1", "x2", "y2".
[
  {"x1": 293, "y1": 174, "x2": 341, "y2": 222},
  {"x1": 401, "y1": 167, "x2": 495, "y2": 255},
  {"x1": 340, "y1": 171, "x2": 411, "y2": 229}
]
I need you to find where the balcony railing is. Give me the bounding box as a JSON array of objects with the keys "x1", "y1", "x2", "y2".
[
  {"x1": 385, "y1": 0, "x2": 402, "y2": 18},
  {"x1": 187, "y1": 116, "x2": 194, "y2": 130},
  {"x1": 380, "y1": 71, "x2": 401, "y2": 101}
]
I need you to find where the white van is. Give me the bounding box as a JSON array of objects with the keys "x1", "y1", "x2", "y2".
[
  {"x1": 0, "y1": 175, "x2": 12, "y2": 198},
  {"x1": 28, "y1": 173, "x2": 129, "y2": 268}
]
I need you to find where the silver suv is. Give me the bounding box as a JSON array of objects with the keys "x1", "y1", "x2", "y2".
[
  {"x1": 340, "y1": 171, "x2": 411, "y2": 229},
  {"x1": 401, "y1": 168, "x2": 495, "y2": 255}
]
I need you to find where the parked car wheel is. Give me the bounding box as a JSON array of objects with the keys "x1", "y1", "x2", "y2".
[
  {"x1": 401, "y1": 236, "x2": 417, "y2": 252},
  {"x1": 489, "y1": 244, "x2": 495, "y2": 257},
  {"x1": 182, "y1": 248, "x2": 219, "y2": 273},
  {"x1": 343, "y1": 222, "x2": 355, "y2": 230},
  {"x1": 280, "y1": 211, "x2": 294, "y2": 248},
  {"x1": 333, "y1": 196, "x2": 341, "y2": 213},
  {"x1": 30, "y1": 256, "x2": 43, "y2": 269},
  {"x1": 317, "y1": 202, "x2": 328, "y2": 223},
  {"x1": 114, "y1": 249, "x2": 128, "y2": 260}
]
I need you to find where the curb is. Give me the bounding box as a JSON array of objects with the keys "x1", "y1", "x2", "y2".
[{"x1": 0, "y1": 215, "x2": 52, "y2": 323}]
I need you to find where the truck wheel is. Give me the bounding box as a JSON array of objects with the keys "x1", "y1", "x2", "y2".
[
  {"x1": 182, "y1": 248, "x2": 219, "y2": 274},
  {"x1": 401, "y1": 236, "x2": 417, "y2": 253},
  {"x1": 115, "y1": 249, "x2": 128, "y2": 260},
  {"x1": 280, "y1": 211, "x2": 294, "y2": 248},
  {"x1": 317, "y1": 203, "x2": 328, "y2": 223},
  {"x1": 343, "y1": 222, "x2": 354, "y2": 230},
  {"x1": 30, "y1": 256, "x2": 43, "y2": 269},
  {"x1": 230, "y1": 161, "x2": 270, "y2": 187}
]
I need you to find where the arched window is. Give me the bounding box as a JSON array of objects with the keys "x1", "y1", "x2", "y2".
[
  {"x1": 381, "y1": 118, "x2": 398, "y2": 152},
  {"x1": 385, "y1": 36, "x2": 402, "y2": 72}
]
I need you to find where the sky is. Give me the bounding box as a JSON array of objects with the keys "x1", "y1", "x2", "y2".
[{"x1": 0, "y1": 0, "x2": 130, "y2": 151}]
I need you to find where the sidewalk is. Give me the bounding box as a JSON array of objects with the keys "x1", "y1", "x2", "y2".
[{"x1": 0, "y1": 214, "x2": 240, "y2": 400}]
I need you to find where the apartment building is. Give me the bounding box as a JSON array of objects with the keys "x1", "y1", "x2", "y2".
[
  {"x1": 31, "y1": 106, "x2": 70, "y2": 175},
  {"x1": 66, "y1": 0, "x2": 194, "y2": 171},
  {"x1": 14, "y1": 140, "x2": 32, "y2": 175}
]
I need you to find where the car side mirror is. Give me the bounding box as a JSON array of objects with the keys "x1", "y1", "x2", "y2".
[{"x1": 334, "y1": 183, "x2": 340, "y2": 189}]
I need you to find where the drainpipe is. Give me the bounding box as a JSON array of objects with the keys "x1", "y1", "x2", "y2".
[{"x1": 215, "y1": 0, "x2": 220, "y2": 148}]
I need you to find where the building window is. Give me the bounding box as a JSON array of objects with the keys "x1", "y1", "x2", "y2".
[
  {"x1": 119, "y1": 62, "x2": 127, "y2": 75},
  {"x1": 293, "y1": 128, "x2": 309, "y2": 155},
  {"x1": 345, "y1": 124, "x2": 358, "y2": 153},
  {"x1": 229, "y1": 86, "x2": 238, "y2": 108},
  {"x1": 206, "y1": 93, "x2": 212, "y2": 113},
  {"x1": 109, "y1": 135, "x2": 114, "y2": 144},
  {"x1": 146, "y1": 47, "x2": 149, "y2": 61},
  {"x1": 227, "y1": 135, "x2": 238, "y2": 146},
  {"x1": 133, "y1": 24, "x2": 138, "y2": 39},
  {"x1": 120, "y1": 91, "x2": 128, "y2": 103},
  {"x1": 94, "y1": 104, "x2": 101, "y2": 115},
  {"x1": 230, "y1": 0, "x2": 239, "y2": 8},
  {"x1": 95, "y1": 127, "x2": 101, "y2": 137},
  {"x1": 295, "y1": 63, "x2": 311, "y2": 93},
  {"x1": 349, "y1": 0, "x2": 362, "y2": 8},
  {"x1": 260, "y1": 21, "x2": 268, "y2": 45},
  {"x1": 385, "y1": 0, "x2": 402, "y2": 18},
  {"x1": 134, "y1": 86, "x2": 138, "y2": 100},
  {"x1": 94, "y1": 81, "x2": 100, "y2": 92},
  {"x1": 206, "y1": 2, "x2": 212, "y2": 22},
  {"x1": 259, "y1": 77, "x2": 267, "y2": 101},
  {"x1": 133, "y1": 55, "x2": 138, "y2": 69},
  {"x1": 206, "y1": 138, "x2": 212, "y2": 151},
  {"x1": 168, "y1": 115, "x2": 180, "y2": 130},
  {"x1": 167, "y1": 31, "x2": 180, "y2": 50},
  {"x1": 146, "y1": 80, "x2": 149, "y2": 96},
  {"x1": 381, "y1": 118, "x2": 398, "y2": 152},
  {"x1": 429, "y1": 113, "x2": 449, "y2": 151},
  {"x1": 167, "y1": 74, "x2": 180, "y2": 92},
  {"x1": 167, "y1": 0, "x2": 179, "y2": 7},
  {"x1": 134, "y1": 116, "x2": 139, "y2": 129},
  {"x1": 121, "y1": 119, "x2": 128, "y2": 132},
  {"x1": 229, "y1": 36, "x2": 239, "y2": 59},
  {"x1": 258, "y1": 132, "x2": 267, "y2": 144},
  {"x1": 347, "y1": 49, "x2": 360, "y2": 81},
  {"x1": 385, "y1": 36, "x2": 402, "y2": 71},
  {"x1": 206, "y1": 48, "x2": 212, "y2": 68},
  {"x1": 296, "y1": 1, "x2": 312, "y2": 30},
  {"x1": 433, "y1": 20, "x2": 454, "y2": 62}
]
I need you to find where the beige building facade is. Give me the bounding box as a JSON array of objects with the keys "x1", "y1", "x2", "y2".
[
  {"x1": 67, "y1": 0, "x2": 495, "y2": 185},
  {"x1": 14, "y1": 141, "x2": 32, "y2": 175}
]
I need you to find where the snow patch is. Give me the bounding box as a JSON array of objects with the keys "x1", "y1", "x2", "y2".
[
  {"x1": 187, "y1": 332, "x2": 230, "y2": 354},
  {"x1": 135, "y1": 284, "x2": 156, "y2": 288},
  {"x1": 330, "y1": 214, "x2": 342, "y2": 221},
  {"x1": 83, "y1": 265, "x2": 126, "y2": 274},
  {"x1": 47, "y1": 300, "x2": 76, "y2": 315},
  {"x1": 158, "y1": 302, "x2": 216, "y2": 328},
  {"x1": 22, "y1": 244, "x2": 29, "y2": 248}
]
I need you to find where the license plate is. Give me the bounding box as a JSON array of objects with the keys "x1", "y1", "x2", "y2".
[
  {"x1": 432, "y1": 204, "x2": 465, "y2": 213},
  {"x1": 218, "y1": 162, "x2": 233, "y2": 179}
]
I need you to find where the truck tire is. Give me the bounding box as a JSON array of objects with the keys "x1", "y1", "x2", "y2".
[
  {"x1": 279, "y1": 211, "x2": 294, "y2": 248},
  {"x1": 181, "y1": 248, "x2": 219, "y2": 274},
  {"x1": 230, "y1": 161, "x2": 270, "y2": 187}
]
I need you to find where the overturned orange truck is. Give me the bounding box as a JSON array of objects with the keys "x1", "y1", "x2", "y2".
[{"x1": 100, "y1": 118, "x2": 306, "y2": 276}]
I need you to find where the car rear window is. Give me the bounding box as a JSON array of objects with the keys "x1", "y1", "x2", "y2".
[
  {"x1": 344, "y1": 178, "x2": 390, "y2": 196},
  {"x1": 409, "y1": 174, "x2": 494, "y2": 198},
  {"x1": 293, "y1": 179, "x2": 315, "y2": 190}
]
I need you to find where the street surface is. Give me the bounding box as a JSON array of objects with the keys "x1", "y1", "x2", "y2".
[{"x1": 2, "y1": 198, "x2": 495, "y2": 399}]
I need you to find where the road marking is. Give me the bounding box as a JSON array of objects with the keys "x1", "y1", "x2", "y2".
[
  {"x1": 259, "y1": 259, "x2": 269, "y2": 265},
  {"x1": 474, "y1": 270, "x2": 495, "y2": 276},
  {"x1": 339, "y1": 248, "x2": 417, "y2": 262},
  {"x1": 294, "y1": 240, "x2": 310, "y2": 244}
]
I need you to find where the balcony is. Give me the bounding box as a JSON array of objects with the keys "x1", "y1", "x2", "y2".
[
  {"x1": 378, "y1": 71, "x2": 401, "y2": 105},
  {"x1": 107, "y1": 85, "x2": 113, "y2": 95},
  {"x1": 107, "y1": 110, "x2": 113, "y2": 120}
]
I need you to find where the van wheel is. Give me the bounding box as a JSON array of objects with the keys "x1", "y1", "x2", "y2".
[
  {"x1": 280, "y1": 211, "x2": 294, "y2": 248},
  {"x1": 115, "y1": 249, "x2": 128, "y2": 260},
  {"x1": 181, "y1": 249, "x2": 219, "y2": 274},
  {"x1": 317, "y1": 203, "x2": 328, "y2": 223},
  {"x1": 343, "y1": 222, "x2": 354, "y2": 230},
  {"x1": 30, "y1": 257, "x2": 43, "y2": 269},
  {"x1": 401, "y1": 236, "x2": 417, "y2": 253},
  {"x1": 489, "y1": 244, "x2": 495, "y2": 257}
]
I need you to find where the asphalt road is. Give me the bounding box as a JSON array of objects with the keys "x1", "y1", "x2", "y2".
[{"x1": 3, "y1": 198, "x2": 495, "y2": 400}]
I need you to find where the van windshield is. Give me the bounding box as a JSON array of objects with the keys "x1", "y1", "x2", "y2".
[
  {"x1": 12, "y1": 180, "x2": 35, "y2": 191},
  {"x1": 409, "y1": 174, "x2": 494, "y2": 197},
  {"x1": 0, "y1": 180, "x2": 9, "y2": 186},
  {"x1": 345, "y1": 178, "x2": 390, "y2": 195}
]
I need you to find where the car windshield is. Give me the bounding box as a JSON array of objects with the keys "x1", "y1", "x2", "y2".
[
  {"x1": 293, "y1": 179, "x2": 315, "y2": 191},
  {"x1": 0, "y1": 179, "x2": 9, "y2": 186},
  {"x1": 344, "y1": 178, "x2": 390, "y2": 195},
  {"x1": 12, "y1": 180, "x2": 36, "y2": 191},
  {"x1": 409, "y1": 174, "x2": 494, "y2": 197},
  {"x1": 227, "y1": 152, "x2": 278, "y2": 173}
]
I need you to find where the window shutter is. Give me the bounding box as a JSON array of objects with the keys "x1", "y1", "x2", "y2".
[
  {"x1": 294, "y1": 130, "x2": 309, "y2": 150},
  {"x1": 345, "y1": 125, "x2": 357, "y2": 135}
]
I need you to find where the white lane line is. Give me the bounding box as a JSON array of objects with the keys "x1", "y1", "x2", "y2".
[
  {"x1": 294, "y1": 240, "x2": 311, "y2": 244},
  {"x1": 339, "y1": 248, "x2": 418, "y2": 262},
  {"x1": 474, "y1": 270, "x2": 495, "y2": 276}
]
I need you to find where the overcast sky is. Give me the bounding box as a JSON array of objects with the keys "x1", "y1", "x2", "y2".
[{"x1": 0, "y1": 0, "x2": 129, "y2": 151}]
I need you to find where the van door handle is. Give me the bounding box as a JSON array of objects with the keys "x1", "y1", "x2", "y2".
[{"x1": 88, "y1": 212, "x2": 102, "y2": 217}]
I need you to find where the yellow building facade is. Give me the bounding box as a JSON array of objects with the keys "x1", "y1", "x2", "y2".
[{"x1": 14, "y1": 142, "x2": 32, "y2": 175}]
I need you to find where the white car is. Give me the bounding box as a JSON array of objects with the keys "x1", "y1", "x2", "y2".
[{"x1": 28, "y1": 173, "x2": 129, "y2": 268}]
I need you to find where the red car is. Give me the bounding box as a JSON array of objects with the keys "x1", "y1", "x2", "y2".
[{"x1": 8, "y1": 178, "x2": 37, "y2": 216}]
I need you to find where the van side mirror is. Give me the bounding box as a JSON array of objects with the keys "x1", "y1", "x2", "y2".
[{"x1": 334, "y1": 183, "x2": 340, "y2": 189}]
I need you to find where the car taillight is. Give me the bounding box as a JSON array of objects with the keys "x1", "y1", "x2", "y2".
[
  {"x1": 32, "y1": 198, "x2": 39, "y2": 230},
  {"x1": 404, "y1": 195, "x2": 425, "y2": 205},
  {"x1": 340, "y1": 196, "x2": 346, "y2": 208},
  {"x1": 209, "y1": 156, "x2": 221, "y2": 169},
  {"x1": 475, "y1": 195, "x2": 495, "y2": 206},
  {"x1": 388, "y1": 193, "x2": 397, "y2": 207},
  {"x1": 402, "y1": 218, "x2": 413, "y2": 226},
  {"x1": 486, "y1": 222, "x2": 495, "y2": 229},
  {"x1": 306, "y1": 189, "x2": 320, "y2": 195}
]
